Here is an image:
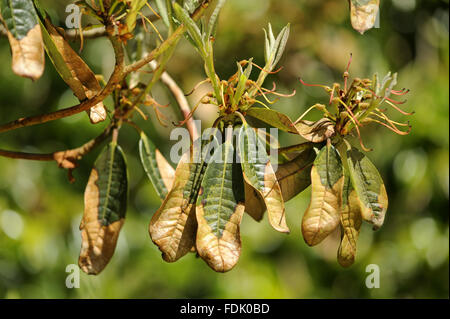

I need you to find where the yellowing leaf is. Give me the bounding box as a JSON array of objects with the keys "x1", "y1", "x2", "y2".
[
  {"x1": 38, "y1": 13, "x2": 106, "y2": 123},
  {"x1": 346, "y1": 145, "x2": 388, "y2": 229},
  {"x1": 244, "y1": 179, "x2": 266, "y2": 222},
  {"x1": 0, "y1": 0, "x2": 44, "y2": 80},
  {"x1": 239, "y1": 123, "x2": 289, "y2": 233},
  {"x1": 349, "y1": 0, "x2": 380, "y2": 34},
  {"x1": 149, "y1": 148, "x2": 198, "y2": 262},
  {"x1": 196, "y1": 141, "x2": 245, "y2": 272},
  {"x1": 79, "y1": 143, "x2": 128, "y2": 275},
  {"x1": 337, "y1": 173, "x2": 362, "y2": 267},
  {"x1": 302, "y1": 142, "x2": 344, "y2": 246},
  {"x1": 295, "y1": 118, "x2": 335, "y2": 143}
]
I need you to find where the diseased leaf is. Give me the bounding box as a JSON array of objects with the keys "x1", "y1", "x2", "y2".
[
  {"x1": 79, "y1": 142, "x2": 128, "y2": 275},
  {"x1": 276, "y1": 145, "x2": 316, "y2": 202},
  {"x1": 245, "y1": 107, "x2": 298, "y2": 134},
  {"x1": 302, "y1": 141, "x2": 344, "y2": 246},
  {"x1": 196, "y1": 141, "x2": 245, "y2": 272},
  {"x1": 139, "y1": 132, "x2": 175, "y2": 200},
  {"x1": 349, "y1": 0, "x2": 380, "y2": 34},
  {"x1": 239, "y1": 123, "x2": 289, "y2": 233},
  {"x1": 338, "y1": 172, "x2": 362, "y2": 267},
  {"x1": 295, "y1": 118, "x2": 335, "y2": 143},
  {"x1": 0, "y1": 0, "x2": 44, "y2": 80},
  {"x1": 149, "y1": 137, "x2": 217, "y2": 262},
  {"x1": 346, "y1": 144, "x2": 388, "y2": 229},
  {"x1": 37, "y1": 12, "x2": 106, "y2": 123}
]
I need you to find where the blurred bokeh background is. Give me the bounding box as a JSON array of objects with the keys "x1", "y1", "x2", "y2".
[{"x1": 0, "y1": 0, "x2": 448, "y2": 298}]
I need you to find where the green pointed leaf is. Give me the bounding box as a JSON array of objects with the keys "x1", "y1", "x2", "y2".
[
  {"x1": 346, "y1": 144, "x2": 388, "y2": 229},
  {"x1": 173, "y1": 2, "x2": 204, "y2": 52},
  {"x1": 239, "y1": 122, "x2": 289, "y2": 233},
  {"x1": 245, "y1": 107, "x2": 298, "y2": 134},
  {"x1": 36, "y1": 12, "x2": 106, "y2": 123},
  {"x1": 0, "y1": 0, "x2": 44, "y2": 80},
  {"x1": 139, "y1": 132, "x2": 175, "y2": 200},
  {"x1": 302, "y1": 142, "x2": 344, "y2": 246},
  {"x1": 276, "y1": 144, "x2": 316, "y2": 202},
  {"x1": 126, "y1": 0, "x2": 147, "y2": 32},
  {"x1": 295, "y1": 118, "x2": 336, "y2": 143},
  {"x1": 349, "y1": 0, "x2": 380, "y2": 34},
  {"x1": 79, "y1": 142, "x2": 128, "y2": 275},
  {"x1": 196, "y1": 141, "x2": 245, "y2": 272},
  {"x1": 338, "y1": 171, "x2": 362, "y2": 267},
  {"x1": 206, "y1": 0, "x2": 226, "y2": 39}
]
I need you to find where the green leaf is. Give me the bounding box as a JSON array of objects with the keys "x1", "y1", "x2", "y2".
[
  {"x1": 36, "y1": 11, "x2": 106, "y2": 123},
  {"x1": 196, "y1": 141, "x2": 245, "y2": 272},
  {"x1": 0, "y1": 0, "x2": 44, "y2": 80},
  {"x1": 245, "y1": 107, "x2": 298, "y2": 134},
  {"x1": 338, "y1": 171, "x2": 362, "y2": 267},
  {"x1": 349, "y1": 0, "x2": 380, "y2": 34},
  {"x1": 155, "y1": 0, "x2": 171, "y2": 29},
  {"x1": 139, "y1": 132, "x2": 175, "y2": 200},
  {"x1": 232, "y1": 59, "x2": 252, "y2": 109},
  {"x1": 126, "y1": 0, "x2": 147, "y2": 32},
  {"x1": 295, "y1": 118, "x2": 336, "y2": 143},
  {"x1": 239, "y1": 122, "x2": 289, "y2": 233},
  {"x1": 276, "y1": 144, "x2": 316, "y2": 202},
  {"x1": 173, "y1": 2, "x2": 204, "y2": 54},
  {"x1": 79, "y1": 142, "x2": 128, "y2": 275},
  {"x1": 206, "y1": 0, "x2": 226, "y2": 39},
  {"x1": 345, "y1": 144, "x2": 388, "y2": 229},
  {"x1": 302, "y1": 142, "x2": 344, "y2": 246}
]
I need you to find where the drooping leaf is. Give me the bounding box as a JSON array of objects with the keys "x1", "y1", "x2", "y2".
[
  {"x1": 244, "y1": 179, "x2": 265, "y2": 222},
  {"x1": 295, "y1": 118, "x2": 336, "y2": 143},
  {"x1": 139, "y1": 132, "x2": 175, "y2": 200},
  {"x1": 345, "y1": 144, "x2": 388, "y2": 229},
  {"x1": 276, "y1": 144, "x2": 316, "y2": 202},
  {"x1": 79, "y1": 142, "x2": 128, "y2": 275},
  {"x1": 196, "y1": 141, "x2": 245, "y2": 272},
  {"x1": 349, "y1": 0, "x2": 380, "y2": 34},
  {"x1": 239, "y1": 122, "x2": 289, "y2": 233},
  {"x1": 36, "y1": 10, "x2": 106, "y2": 123},
  {"x1": 149, "y1": 137, "x2": 218, "y2": 262},
  {"x1": 302, "y1": 141, "x2": 344, "y2": 246},
  {"x1": 245, "y1": 107, "x2": 298, "y2": 134},
  {"x1": 337, "y1": 171, "x2": 362, "y2": 267},
  {"x1": 0, "y1": 0, "x2": 44, "y2": 80}
]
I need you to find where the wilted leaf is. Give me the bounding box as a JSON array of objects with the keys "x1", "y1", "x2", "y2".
[
  {"x1": 239, "y1": 123, "x2": 289, "y2": 233},
  {"x1": 349, "y1": 0, "x2": 380, "y2": 34},
  {"x1": 245, "y1": 107, "x2": 298, "y2": 134},
  {"x1": 302, "y1": 142, "x2": 344, "y2": 246},
  {"x1": 79, "y1": 142, "x2": 128, "y2": 275},
  {"x1": 139, "y1": 132, "x2": 175, "y2": 200},
  {"x1": 37, "y1": 12, "x2": 106, "y2": 123},
  {"x1": 295, "y1": 118, "x2": 335, "y2": 143},
  {"x1": 0, "y1": 0, "x2": 44, "y2": 80},
  {"x1": 346, "y1": 144, "x2": 388, "y2": 229},
  {"x1": 196, "y1": 141, "x2": 245, "y2": 272},
  {"x1": 244, "y1": 179, "x2": 265, "y2": 222},
  {"x1": 337, "y1": 172, "x2": 362, "y2": 267},
  {"x1": 276, "y1": 145, "x2": 316, "y2": 202}
]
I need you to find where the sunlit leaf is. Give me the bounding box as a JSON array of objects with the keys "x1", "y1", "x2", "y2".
[
  {"x1": 276, "y1": 144, "x2": 316, "y2": 202},
  {"x1": 302, "y1": 141, "x2": 344, "y2": 246},
  {"x1": 36, "y1": 10, "x2": 106, "y2": 123},
  {"x1": 245, "y1": 107, "x2": 298, "y2": 134},
  {"x1": 239, "y1": 122, "x2": 289, "y2": 233},
  {"x1": 196, "y1": 141, "x2": 245, "y2": 272},
  {"x1": 337, "y1": 171, "x2": 362, "y2": 267},
  {"x1": 345, "y1": 144, "x2": 388, "y2": 229},
  {"x1": 349, "y1": 0, "x2": 380, "y2": 34},
  {"x1": 0, "y1": 0, "x2": 44, "y2": 80},
  {"x1": 149, "y1": 136, "x2": 218, "y2": 262},
  {"x1": 79, "y1": 142, "x2": 128, "y2": 275},
  {"x1": 139, "y1": 132, "x2": 175, "y2": 200},
  {"x1": 295, "y1": 118, "x2": 336, "y2": 143}
]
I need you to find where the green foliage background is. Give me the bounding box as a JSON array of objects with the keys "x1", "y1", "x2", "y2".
[{"x1": 0, "y1": 0, "x2": 448, "y2": 298}]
